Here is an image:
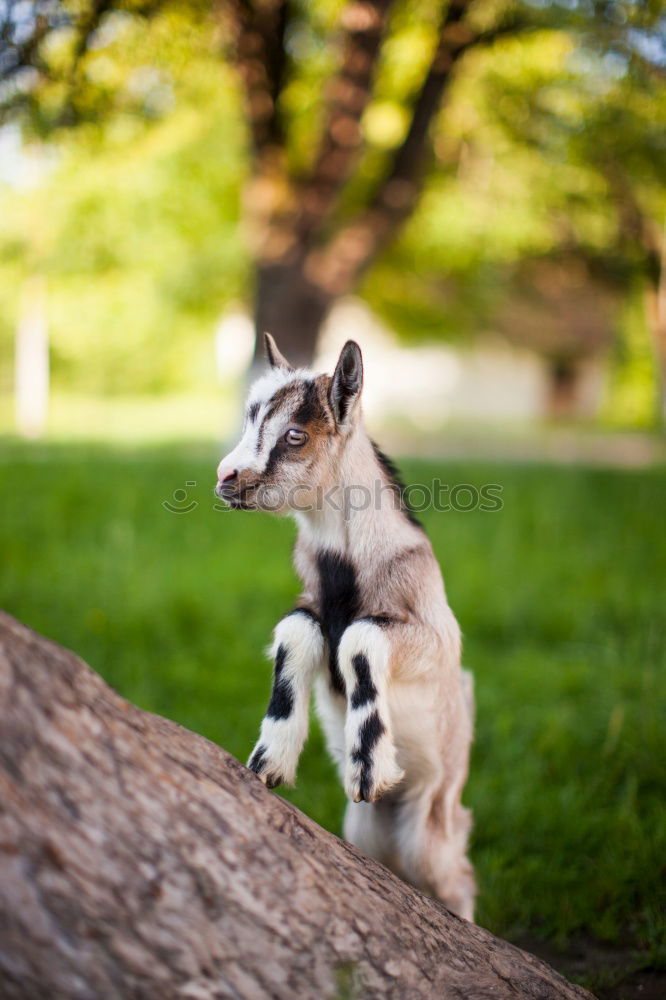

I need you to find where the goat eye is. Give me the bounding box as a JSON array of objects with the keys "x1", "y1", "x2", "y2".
[{"x1": 285, "y1": 428, "x2": 307, "y2": 446}]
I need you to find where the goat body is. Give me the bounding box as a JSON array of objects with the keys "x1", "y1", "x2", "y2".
[{"x1": 216, "y1": 335, "x2": 475, "y2": 920}]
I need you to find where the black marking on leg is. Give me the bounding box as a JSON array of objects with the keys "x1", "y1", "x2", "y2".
[
  {"x1": 371, "y1": 440, "x2": 423, "y2": 530},
  {"x1": 351, "y1": 710, "x2": 385, "y2": 801},
  {"x1": 350, "y1": 653, "x2": 377, "y2": 710},
  {"x1": 316, "y1": 550, "x2": 361, "y2": 695},
  {"x1": 248, "y1": 745, "x2": 283, "y2": 788},
  {"x1": 266, "y1": 644, "x2": 294, "y2": 720},
  {"x1": 248, "y1": 744, "x2": 268, "y2": 773}
]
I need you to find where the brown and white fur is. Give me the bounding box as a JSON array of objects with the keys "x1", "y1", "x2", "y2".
[{"x1": 216, "y1": 334, "x2": 476, "y2": 920}]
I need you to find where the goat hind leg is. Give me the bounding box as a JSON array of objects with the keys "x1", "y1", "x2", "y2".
[
  {"x1": 427, "y1": 802, "x2": 476, "y2": 921},
  {"x1": 395, "y1": 787, "x2": 476, "y2": 921}
]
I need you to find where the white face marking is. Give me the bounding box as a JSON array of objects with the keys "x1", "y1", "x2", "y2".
[{"x1": 218, "y1": 368, "x2": 304, "y2": 477}]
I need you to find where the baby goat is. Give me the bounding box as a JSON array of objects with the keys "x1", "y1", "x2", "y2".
[{"x1": 216, "y1": 334, "x2": 476, "y2": 920}]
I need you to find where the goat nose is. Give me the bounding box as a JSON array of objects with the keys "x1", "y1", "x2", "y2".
[{"x1": 217, "y1": 466, "x2": 238, "y2": 485}]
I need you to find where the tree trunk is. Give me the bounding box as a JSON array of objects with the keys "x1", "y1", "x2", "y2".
[
  {"x1": 0, "y1": 611, "x2": 592, "y2": 1000},
  {"x1": 646, "y1": 213, "x2": 666, "y2": 428},
  {"x1": 645, "y1": 283, "x2": 666, "y2": 429},
  {"x1": 252, "y1": 259, "x2": 333, "y2": 369},
  {"x1": 240, "y1": 1, "x2": 487, "y2": 373}
]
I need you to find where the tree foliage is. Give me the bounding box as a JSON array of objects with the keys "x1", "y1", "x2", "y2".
[{"x1": 0, "y1": 0, "x2": 664, "y2": 418}]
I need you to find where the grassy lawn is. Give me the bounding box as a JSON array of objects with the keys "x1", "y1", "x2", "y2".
[{"x1": 1, "y1": 438, "x2": 664, "y2": 991}]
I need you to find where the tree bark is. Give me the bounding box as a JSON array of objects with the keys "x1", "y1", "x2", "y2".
[
  {"x1": 0, "y1": 611, "x2": 593, "y2": 1000},
  {"x1": 226, "y1": 0, "x2": 290, "y2": 156},
  {"x1": 294, "y1": 0, "x2": 395, "y2": 243},
  {"x1": 231, "y1": 0, "x2": 489, "y2": 368},
  {"x1": 251, "y1": 258, "x2": 333, "y2": 369}
]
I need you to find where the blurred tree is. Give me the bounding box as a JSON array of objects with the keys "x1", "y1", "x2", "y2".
[
  {"x1": 360, "y1": 15, "x2": 666, "y2": 420},
  {"x1": 0, "y1": 0, "x2": 664, "y2": 415},
  {"x1": 483, "y1": 34, "x2": 666, "y2": 420},
  {"x1": 225, "y1": 0, "x2": 526, "y2": 368},
  {"x1": 4, "y1": 0, "x2": 509, "y2": 366}
]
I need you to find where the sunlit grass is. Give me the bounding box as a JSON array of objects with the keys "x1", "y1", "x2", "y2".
[{"x1": 1, "y1": 438, "x2": 664, "y2": 968}]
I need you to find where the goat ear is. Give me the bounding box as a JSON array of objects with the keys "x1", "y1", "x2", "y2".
[
  {"x1": 264, "y1": 332, "x2": 294, "y2": 371},
  {"x1": 329, "y1": 340, "x2": 363, "y2": 425}
]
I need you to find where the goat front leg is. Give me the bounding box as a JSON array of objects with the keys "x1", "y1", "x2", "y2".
[
  {"x1": 338, "y1": 620, "x2": 405, "y2": 803},
  {"x1": 248, "y1": 609, "x2": 324, "y2": 788}
]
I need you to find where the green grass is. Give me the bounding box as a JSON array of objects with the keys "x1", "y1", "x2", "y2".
[{"x1": 1, "y1": 438, "x2": 664, "y2": 970}]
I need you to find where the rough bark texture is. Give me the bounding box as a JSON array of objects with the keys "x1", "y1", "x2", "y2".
[{"x1": 0, "y1": 612, "x2": 593, "y2": 1000}]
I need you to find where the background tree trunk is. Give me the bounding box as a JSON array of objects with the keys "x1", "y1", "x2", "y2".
[
  {"x1": 647, "y1": 212, "x2": 666, "y2": 427},
  {"x1": 232, "y1": 0, "x2": 496, "y2": 369},
  {"x1": 252, "y1": 260, "x2": 333, "y2": 368},
  {"x1": 0, "y1": 611, "x2": 592, "y2": 1000}
]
